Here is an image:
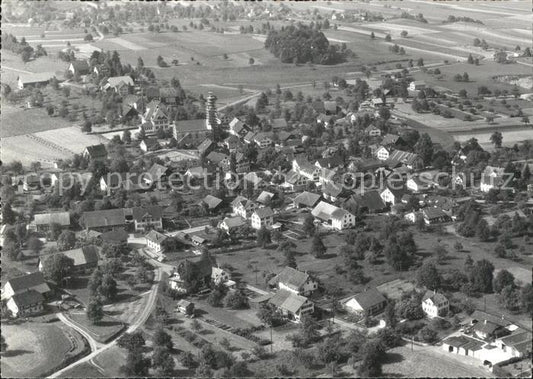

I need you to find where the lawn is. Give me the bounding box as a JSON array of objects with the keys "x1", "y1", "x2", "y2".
[
  {"x1": 1, "y1": 321, "x2": 86, "y2": 378},
  {"x1": 382, "y1": 344, "x2": 493, "y2": 377},
  {"x1": 67, "y1": 312, "x2": 125, "y2": 343},
  {"x1": 0, "y1": 104, "x2": 74, "y2": 138}
]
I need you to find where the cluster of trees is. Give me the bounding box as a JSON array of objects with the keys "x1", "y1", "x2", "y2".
[
  {"x1": 473, "y1": 38, "x2": 489, "y2": 50},
  {"x1": 1, "y1": 33, "x2": 47, "y2": 62},
  {"x1": 388, "y1": 44, "x2": 406, "y2": 55},
  {"x1": 207, "y1": 284, "x2": 249, "y2": 310},
  {"x1": 444, "y1": 15, "x2": 483, "y2": 24},
  {"x1": 400, "y1": 12, "x2": 427, "y2": 23},
  {"x1": 264, "y1": 24, "x2": 350, "y2": 65},
  {"x1": 453, "y1": 72, "x2": 470, "y2": 82}
]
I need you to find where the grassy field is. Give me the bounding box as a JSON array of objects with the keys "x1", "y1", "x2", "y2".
[
  {"x1": 381, "y1": 344, "x2": 493, "y2": 378},
  {"x1": 67, "y1": 312, "x2": 125, "y2": 343},
  {"x1": 1, "y1": 322, "x2": 85, "y2": 378}
]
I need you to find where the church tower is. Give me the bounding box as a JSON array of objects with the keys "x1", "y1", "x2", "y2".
[{"x1": 206, "y1": 91, "x2": 219, "y2": 130}]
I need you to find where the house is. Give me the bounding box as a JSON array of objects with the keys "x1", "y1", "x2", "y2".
[
  {"x1": 223, "y1": 135, "x2": 241, "y2": 152},
  {"x1": 17, "y1": 73, "x2": 55, "y2": 89},
  {"x1": 99, "y1": 172, "x2": 146, "y2": 193},
  {"x1": 197, "y1": 139, "x2": 215, "y2": 156},
  {"x1": 2, "y1": 272, "x2": 51, "y2": 300},
  {"x1": 284, "y1": 170, "x2": 308, "y2": 192},
  {"x1": 38, "y1": 245, "x2": 99, "y2": 275},
  {"x1": 256, "y1": 191, "x2": 275, "y2": 205},
  {"x1": 324, "y1": 101, "x2": 338, "y2": 115},
  {"x1": 173, "y1": 119, "x2": 212, "y2": 147},
  {"x1": 132, "y1": 206, "x2": 163, "y2": 232},
  {"x1": 343, "y1": 288, "x2": 387, "y2": 316},
  {"x1": 495, "y1": 330, "x2": 532, "y2": 360},
  {"x1": 317, "y1": 113, "x2": 333, "y2": 126},
  {"x1": 103, "y1": 75, "x2": 134, "y2": 96},
  {"x1": 271, "y1": 118, "x2": 288, "y2": 130},
  {"x1": 472, "y1": 320, "x2": 508, "y2": 341},
  {"x1": 380, "y1": 186, "x2": 405, "y2": 206},
  {"x1": 176, "y1": 299, "x2": 195, "y2": 315},
  {"x1": 375, "y1": 146, "x2": 391, "y2": 161},
  {"x1": 6, "y1": 290, "x2": 45, "y2": 318},
  {"x1": 365, "y1": 124, "x2": 382, "y2": 137},
  {"x1": 409, "y1": 80, "x2": 426, "y2": 91},
  {"x1": 382, "y1": 134, "x2": 401, "y2": 147},
  {"x1": 68, "y1": 60, "x2": 90, "y2": 76},
  {"x1": 311, "y1": 201, "x2": 356, "y2": 230},
  {"x1": 253, "y1": 132, "x2": 273, "y2": 148},
  {"x1": 422, "y1": 290, "x2": 449, "y2": 318},
  {"x1": 232, "y1": 196, "x2": 257, "y2": 219},
  {"x1": 145, "y1": 230, "x2": 168, "y2": 255},
  {"x1": 407, "y1": 176, "x2": 430, "y2": 193},
  {"x1": 141, "y1": 101, "x2": 170, "y2": 134},
  {"x1": 170, "y1": 258, "x2": 213, "y2": 293},
  {"x1": 228, "y1": 117, "x2": 249, "y2": 137},
  {"x1": 83, "y1": 144, "x2": 108, "y2": 162},
  {"x1": 293, "y1": 191, "x2": 321, "y2": 209},
  {"x1": 144, "y1": 163, "x2": 170, "y2": 187},
  {"x1": 200, "y1": 195, "x2": 223, "y2": 211},
  {"x1": 421, "y1": 207, "x2": 452, "y2": 224},
  {"x1": 251, "y1": 207, "x2": 274, "y2": 229},
  {"x1": 442, "y1": 335, "x2": 485, "y2": 359},
  {"x1": 140, "y1": 138, "x2": 161, "y2": 152},
  {"x1": 347, "y1": 190, "x2": 387, "y2": 214},
  {"x1": 268, "y1": 267, "x2": 318, "y2": 296},
  {"x1": 81, "y1": 208, "x2": 127, "y2": 232},
  {"x1": 293, "y1": 159, "x2": 321, "y2": 182},
  {"x1": 218, "y1": 216, "x2": 246, "y2": 234},
  {"x1": 159, "y1": 87, "x2": 181, "y2": 106},
  {"x1": 28, "y1": 211, "x2": 71, "y2": 232},
  {"x1": 480, "y1": 175, "x2": 506, "y2": 193},
  {"x1": 386, "y1": 150, "x2": 424, "y2": 171},
  {"x1": 206, "y1": 151, "x2": 230, "y2": 169},
  {"x1": 211, "y1": 267, "x2": 231, "y2": 285},
  {"x1": 234, "y1": 152, "x2": 251, "y2": 173},
  {"x1": 268, "y1": 290, "x2": 314, "y2": 323},
  {"x1": 243, "y1": 172, "x2": 265, "y2": 189},
  {"x1": 321, "y1": 182, "x2": 350, "y2": 202}
]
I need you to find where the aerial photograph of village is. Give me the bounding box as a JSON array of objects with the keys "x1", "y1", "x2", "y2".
[{"x1": 0, "y1": 0, "x2": 531, "y2": 378}]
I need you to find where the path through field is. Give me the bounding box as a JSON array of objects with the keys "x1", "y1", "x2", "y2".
[{"x1": 49, "y1": 267, "x2": 162, "y2": 378}]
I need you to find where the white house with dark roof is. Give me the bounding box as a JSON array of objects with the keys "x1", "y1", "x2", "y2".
[
  {"x1": 375, "y1": 146, "x2": 391, "y2": 161},
  {"x1": 218, "y1": 216, "x2": 246, "y2": 234},
  {"x1": 81, "y1": 208, "x2": 127, "y2": 231},
  {"x1": 311, "y1": 201, "x2": 355, "y2": 230},
  {"x1": 145, "y1": 230, "x2": 168, "y2": 255},
  {"x1": 103, "y1": 75, "x2": 134, "y2": 96},
  {"x1": 17, "y1": 72, "x2": 56, "y2": 89},
  {"x1": 268, "y1": 266, "x2": 318, "y2": 296},
  {"x1": 141, "y1": 101, "x2": 171, "y2": 134},
  {"x1": 251, "y1": 207, "x2": 274, "y2": 229},
  {"x1": 6, "y1": 290, "x2": 45, "y2": 317},
  {"x1": 231, "y1": 196, "x2": 257, "y2": 219},
  {"x1": 344, "y1": 288, "x2": 387, "y2": 316},
  {"x1": 422, "y1": 290, "x2": 449, "y2": 318},
  {"x1": 2, "y1": 272, "x2": 51, "y2": 301},
  {"x1": 83, "y1": 144, "x2": 108, "y2": 162},
  {"x1": 267, "y1": 290, "x2": 314, "y2": 323},
  {"x1": 132, "y1": 206, "x2": 163, "y2": 232}
]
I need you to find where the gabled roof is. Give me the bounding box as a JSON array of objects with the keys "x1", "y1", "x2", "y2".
[
  {"x1": 34, "y1": 212, "x2": 71, "y2": 226},
  {"x1": 141, "y1": 138, "x2": 160, "y2": 149},
  {"x1": 382, "y1": 134, "x2": 400, "y2": 145},
  {"x1": 159, "y1": 87, "x2": 180, "y2": 98},
  {"x1": 293, "y1": 191, "x2": 321, "y2": 207},
  {"x1": 422, "y1": 207, "x2": 449, "y2": 220},
  {"x1": 422, "y1": 290, "x2": 448, "y2": 304},
  {"x1": 253, "y1": 207, "x2": 274, "y2": 219},
  {"x1": 269, "y1": 289, "x2": 309, "y2": 313},
  {"x1": 271, "y1": 118, "x2": 288, "y2": 129},
  {"x1": 269, "y1": 266, "x2": 311, "y2": 291},
  {"x1": 70, "y1": 60, "x2": 90, "y2": 73},
  {"x1": 347, "y1": 288, "x2": 387, "y2": 311},
  {"x1": 387, "y1": 150, "x2": 421, "y2": 166},
  {"x1": 312, "y1": 201, "x2": 350, "y2": 221},
  {"x1": 174, "y1": 119, "x2": 209, "y2": 133},
  {"x1": 350, "y1": 190, "x2": 386, "y2": 212},
  {"x1": 85, "y1": 144, "x2": 108, "y2": 159},
  {"x1": 145, "y1": 230, "x2": 168, "y2": 244},
  {"x1": 46, "y1": 245, "x2": 99, "y2": 267},
  {"x1": 107, "y1": 75, "x2": 134, "y2": 88},
  {"x1": 256, "y1": 191, "x2": 274, "y2": 204},
  {"x1": 324, "y1": 101, "x2": 338, "y2": 112},
  {"x1": 202, "y1": 195, "x2": 223, "y2": 209},
  {"x1": 18, "y1": 72, "x2": 56, "y2": 84},
  {"x1": 132, "y1": 206, "x2": 162, "y2": 222},
  {"x1": 206, "y1": 151, "x2": 229, "y2": 165},
  {"x1": 6, "y1": 272, "x2": 50, "y2": 294},
  {"x1": 148, "y1": 163, "x2": 168, "y2": 182},
  {"x1": 219, "y1": 216, "x2": 246, "y2": 229},
  {"x1": 231, "y1": 195, "x2": 255, "y2": 209},
  {"x1": 82, "y1": 208, "x2": 126, "y2": 229},
  {"x1": 10, "y1": 290, "x2": 44, "y2": 307},
  {"x1": 197, "y1": 139, "x2": 214, "y2": 154}
]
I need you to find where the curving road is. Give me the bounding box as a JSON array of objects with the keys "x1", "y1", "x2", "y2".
[{"x1": 50, "y1": 267, "x2": 162, "y2": 378}]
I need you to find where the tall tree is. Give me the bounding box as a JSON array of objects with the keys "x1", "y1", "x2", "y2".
[{"x1": 86, "y1": 296, "x2": 104, "y2": 324}]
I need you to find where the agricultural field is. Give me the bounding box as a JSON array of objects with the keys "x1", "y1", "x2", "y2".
[{"x1": 1, "y1": 321, "x2": 87, "y2": 378}]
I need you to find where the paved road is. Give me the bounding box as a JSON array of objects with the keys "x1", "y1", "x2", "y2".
[
  {"x1": 50, "y1": 267, "x2": 162, "y2": 378},
  {"x1": 57, "y1": 312, "x2": 102, "y2": 352}
]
